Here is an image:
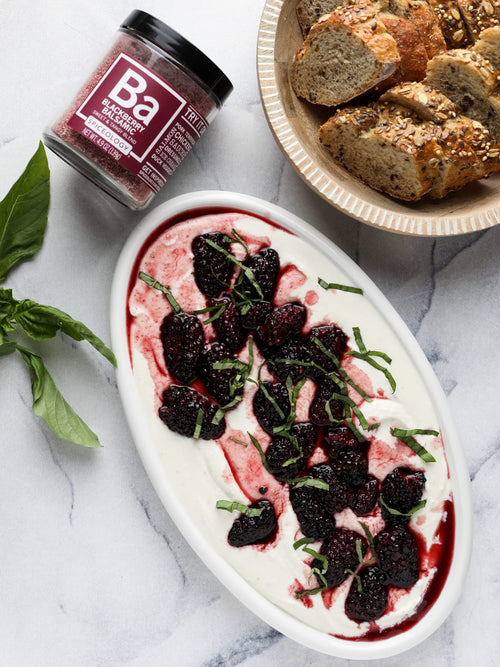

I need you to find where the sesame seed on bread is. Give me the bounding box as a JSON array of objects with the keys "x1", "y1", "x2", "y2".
[
  {"x1": 425, "y1": 0, "x2": 471, "y2": 48},
  {"x1": 318, "y1": 101, "x2": 497, "y2": 199},
  {"x1": 379, "y1": 81, "x2": 459, "y2": 122},
  {"x1": 456, "y1": 0, "x2": 499, "y2": 41}
]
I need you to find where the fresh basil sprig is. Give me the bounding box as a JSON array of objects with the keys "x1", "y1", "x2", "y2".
[{"x1": 0, "y1": 144, "x2": 116, "y2": 447}]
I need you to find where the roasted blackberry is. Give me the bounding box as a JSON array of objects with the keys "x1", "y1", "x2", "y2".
[
  {"x1": 199, "y1": 342, "x2": 239, "y2": 407},
  {"x1": 374, "y1": 525, "x2": 420, "y2": 588},
  {"x1": 325, "y1": 426, "x2": 369, "y2": 486},
  {"x1": 348, "y1": 475, "x2": 380, "y2": 516},
  {"x1": 239, "y1": 300, "x2": 273, "y2": 329},
  {"x1": 380, "y1": 467, "x2": 426, "y2": 525},
  {"x1": 345, "y1": 566, "x2": 388, "y2": 621},
  {"x1": 209, "y1": 295, "x2": 247, "y2": 352},
  {"x1": 266, "y1": 422, "x2": 317, "y2": 482},
  {"x1": 289, "y1": 478, "x2": 336, "y2": 539},
  {"x1": 240, "y1": 247, "x2": 280, "y2": 301},
  {"x1": 309, "y1": 376, "x2": 345, "y2": 426},
  {"x1": 159, "y1": 385, "x2": 225, "y2": 440},
  {"x1": 324, "y1": 423, "x2": 359, "y2": 453},
  {"x1": 312, "y1": 528, "x2": 368, "y2": 589},
  {"x1": 160, "y1": 311, "x2": 205, "y2": 384},
  {"x1": 305, "y1": 324, "x2": 347, "y2": 372},
  {"x1": 192, "y1": 232, "x2": 234, "y2": 298},
  {"x1": 227, "y1": 500, "x2": 277, "y2": 547},
  {"x1": 308, "y1": 463, "x2": 348, "y2": 513},
  {"x1": 266, "y1": 338, "x2": 312, "y2": 383},
  {"x1": 253, "y1": 381, "x2": 291, "y2": 435},
  {"x1": 257, "y1": 302, "x2": 307, "y2": 347}
]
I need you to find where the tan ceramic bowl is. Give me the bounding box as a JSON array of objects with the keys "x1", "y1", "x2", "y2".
[{"x1": 257, "y1": 0, "x2": 500, "y2": 236}]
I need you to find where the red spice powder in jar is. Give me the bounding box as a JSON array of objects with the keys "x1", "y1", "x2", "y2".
[{"x1": 43, "y1": 10, "x2": 233, "y2": 210}]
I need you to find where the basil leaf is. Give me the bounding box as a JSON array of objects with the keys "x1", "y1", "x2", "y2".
[
  {"x1": 12, "y1": 299, "x2": 116, "y2": 366},
  {"x1": 18, "y1": 346, "x2": 101, "y2": 447},
  {"x1": 0, "y1": 288, "x2": 15, "y2": 330},
  {"x1": 0, "y1": 143, "x2": 50, "y2": 282},
  {"x1": 0, "y1": 338, "x2": 16, "y2": 357}
]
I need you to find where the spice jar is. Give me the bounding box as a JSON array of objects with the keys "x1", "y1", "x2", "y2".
[{"x1": 43, "y1": 10, "x2": 233, "y2": 210}]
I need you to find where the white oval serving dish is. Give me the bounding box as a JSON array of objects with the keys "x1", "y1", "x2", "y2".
[{"x1": 110, "y1": 190, "x2": 472, "y2": 659}]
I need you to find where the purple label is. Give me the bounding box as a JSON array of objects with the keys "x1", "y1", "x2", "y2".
[{"x1": 68, "y1": 52, "x2": 208, "y2": 193}]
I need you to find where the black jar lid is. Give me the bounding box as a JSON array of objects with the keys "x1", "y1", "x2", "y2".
[{"x1": 121, "y1": 10, "x2": 233, "y2": 106}]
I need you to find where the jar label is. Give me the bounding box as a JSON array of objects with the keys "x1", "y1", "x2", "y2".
[{"x1": 68, "y1": 52, "x2": 208, "y2": 193}]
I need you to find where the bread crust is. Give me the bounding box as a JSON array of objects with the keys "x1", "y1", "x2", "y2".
[{"x1": 425, "y1": 0, "x2": 471, "y2": 47}]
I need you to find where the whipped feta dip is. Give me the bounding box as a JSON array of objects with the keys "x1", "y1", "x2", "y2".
[{"x1": 127, "y1": 211, "x2": 453, "y2": 639}]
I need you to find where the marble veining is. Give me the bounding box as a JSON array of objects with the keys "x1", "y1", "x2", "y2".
[{"x1": 0, "y1": 0, "x2": 499, "y2": 665}]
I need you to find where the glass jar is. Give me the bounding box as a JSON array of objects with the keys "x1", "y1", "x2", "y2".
[{"x1": 43, "y1": 10, "x2": 233, "y2": 210}]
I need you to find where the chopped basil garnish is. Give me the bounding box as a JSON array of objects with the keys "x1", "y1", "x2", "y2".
[
  {"x1": 288, "y1": 477, "x2": 329, "y2": 490},
  {"x1": 193, "y1": 302, "x2": 226, "y2": 324},
  {"x1": 248, "y1": 432, "x2": 271, "y2": 472},
  {"x1": 293, "y1": 536, "x2": 316, "y2": 550},
  {"x1": 215, "y1": 500, "x2": 264, "y2": 517},
  {"x1": 138, "y1": 271, "x2": 183, "y2": 315},
  {"x1": 344, "y1": 568, "x2": 363, "y2": 593},
  {"x1": 294, "y1": 540, "x2": 329, "y2": 598},
  {"x1": 230, "y1": 436, "x2": 248, "y2": 447},
  {"x1": 390, "y1": 427, "x2": 438, "y2": 463},
  {"x1": 210, "y1": 338, "x2": 255, "y2": 425},
  {"x1": 318, "y1": 277, "x2": 363, "y2": 295},
  {"x1": 347, "y1": 326, "x2": 396, "y2": 392},
  {"x1": 223, "y1": 228, "x2": 250, "y2": 256},
  {"x1": 193, "y1": 408, "x2": 204, "y2": 439},
  {"x1": 258, "y1": 380, "x2": 286, "y2": 420},
  {"x1": 380, "y1": 496, "x2": 427, "y2": 516},
  {"x1": 358, "y1": 521, "x2": 377, "y2": 562}
]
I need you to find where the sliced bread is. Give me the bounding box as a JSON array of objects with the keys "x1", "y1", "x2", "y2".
[
  {"x1": 379, "y1": 81, "x2": 459, "y2": 122},
  {"x1": 473, "y1": 25, "x2": 500, "y2": 69},
  {"x1": 319, "y1": 101, "x2": 498, "y2": 198},
  {"x1": 426, "y1": 116, "x2": 494, "y2": 196},
  {"x1": 296, "y1": 0, "x2": 358, "y2": 36},
  {"x1": 319, "y1": 106, "x2": 441, "y2": 199},
  {"x1": 426, "y1": 48, "x2": 500, "y2": 138},
  {"x1": 291, "y1": 3, "x2": 400, "y2": 106}
]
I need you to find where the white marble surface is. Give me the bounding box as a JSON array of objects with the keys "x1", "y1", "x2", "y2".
[{"x1": 0, "y1": 1, "x2": 499, "y2": 665}]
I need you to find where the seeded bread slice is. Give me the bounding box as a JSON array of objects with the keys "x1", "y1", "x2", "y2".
[
  {"x1": 291, "y1": 3, "x2": 400, "y2": 106},
  {"x1": 425, "y1": 48, "x2": 500, "y2": 138},
  {"x1": 318, "y1": 102, "x2": 497, "y2": 198},
  {"x1": 426, "y1": 0, "x2": 471, "y2": 47},
  {"x1": 296, "y1": 0, "x2": 359, "y2": 36},
  {"x1": 319, "y1": 107, "x2": 441, "y2": 199},
  {"x1": 379, "y1": 81, "x2": 459, "y2": 121},
  {"x1": 473, "y1": 25, "x2": 500, "y2": 69},
  {"x1": 427, "y1": 116, "x2": 494, "y2": 196}
]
